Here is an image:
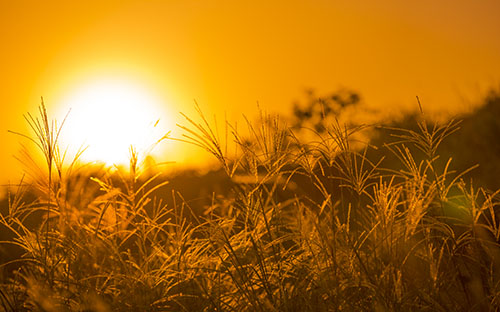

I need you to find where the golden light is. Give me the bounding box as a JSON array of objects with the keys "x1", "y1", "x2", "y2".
[{"x1": 56, "y1": 77, "x2": 171, "y2": 166}]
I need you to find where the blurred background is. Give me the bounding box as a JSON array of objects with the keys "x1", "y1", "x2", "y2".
[{"x1": 1, "y1": 0, "x2": 499, "y2": 187}]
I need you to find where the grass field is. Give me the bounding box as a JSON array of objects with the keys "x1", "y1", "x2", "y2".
[{"x1": 0, "y1": 101, "x2": 499, "y2": 311}]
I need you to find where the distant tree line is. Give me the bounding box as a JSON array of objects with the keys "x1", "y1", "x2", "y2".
[{"x1": 291, "y1": 88, "x2": 500, "y2": 191}]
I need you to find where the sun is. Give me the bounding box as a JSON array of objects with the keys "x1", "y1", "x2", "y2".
[{"x1": 56, "y1": 77, "x2": 171, "y2": 166}]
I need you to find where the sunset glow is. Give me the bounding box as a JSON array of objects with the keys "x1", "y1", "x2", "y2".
[
  {"x1": 1, "y1": 1, "x2": 500, "y2": 309},
  {"x1": 56, "y1": 78, "x2": 171, "y2": 166},
  {"x1": 0, "y1": 0, "x2": 499, "y2": 181}
]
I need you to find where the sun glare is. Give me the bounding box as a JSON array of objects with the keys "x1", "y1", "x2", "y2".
[{"x1": 56, "y1": 78, "x2": 171, "y2": 166}]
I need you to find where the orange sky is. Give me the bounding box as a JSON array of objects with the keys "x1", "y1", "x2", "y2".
[{"x1": 1, "y1": 0, "x2": 499, "y2": 184}]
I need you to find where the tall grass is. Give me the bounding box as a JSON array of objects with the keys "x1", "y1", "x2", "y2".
[{"x1": 0, "y1": 101, "x2": 499, "y2": 311}]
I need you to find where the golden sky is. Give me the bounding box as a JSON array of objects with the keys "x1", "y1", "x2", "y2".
[{"x1": 1, "y1": 0, "x2": 499, "y2": 183}]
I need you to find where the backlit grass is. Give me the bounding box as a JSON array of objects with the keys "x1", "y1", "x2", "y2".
[{"x1": 0, "y1": 101, "x2": 499, "y2": 311}]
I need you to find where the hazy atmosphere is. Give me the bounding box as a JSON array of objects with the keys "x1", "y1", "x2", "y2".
[
  {"x1": 1, "y1": 1, "x2": 500, "y2": 311},
  {"x1": 1, "y1": 0, "x2": 499, "y2": 181}
]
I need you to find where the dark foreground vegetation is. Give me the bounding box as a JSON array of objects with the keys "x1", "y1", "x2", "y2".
[{"x1": 0, "y1": 91, "x2": 499, "y2": 311}]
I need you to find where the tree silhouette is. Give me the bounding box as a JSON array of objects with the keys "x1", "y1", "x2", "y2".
[{"x1": 292, "y1": 88, "x2": 361, "y2": 133}]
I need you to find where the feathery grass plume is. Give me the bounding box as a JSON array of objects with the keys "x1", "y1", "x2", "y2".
[{"x1": 1, "y1": 100, "x2": 499, "y2": 310}]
